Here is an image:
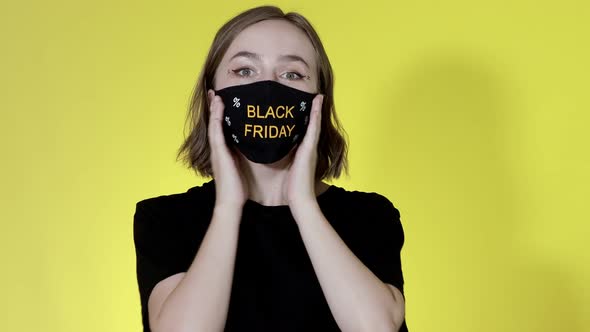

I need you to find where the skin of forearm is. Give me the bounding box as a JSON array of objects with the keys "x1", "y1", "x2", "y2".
[
  {"x1": 153, "y1": 205, "x2": 242, "y2": 332},
  {"x1": 291, "y1": 200, "x2": 403, "y2": 332}
]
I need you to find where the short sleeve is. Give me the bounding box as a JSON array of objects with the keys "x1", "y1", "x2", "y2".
[
  {"x1": 133, "y1": 200, "x2": 186, "y2": 332},
  {"x1": 357, "y1": 194, "x2": 406, "y2": 298}
]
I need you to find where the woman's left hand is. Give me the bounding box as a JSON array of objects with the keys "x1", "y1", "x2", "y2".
[{"x1": 283, "y1": 94, "x2": 324, "y2": 209}]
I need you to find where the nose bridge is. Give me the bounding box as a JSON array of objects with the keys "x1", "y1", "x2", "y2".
[
  {"x1": 260, "y1": 62, "x2": 278, "y2": 82},
  {"x1": 261, "y1": 72, "x2": 278, "y2": 82}
]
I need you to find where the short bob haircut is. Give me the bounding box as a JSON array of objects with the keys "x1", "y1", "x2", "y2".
[{"x1": 176, "y1": 5, "x2": 348, "y2": 181}]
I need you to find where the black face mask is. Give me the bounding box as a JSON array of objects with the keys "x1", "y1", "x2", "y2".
[{"x1": 214, "y1": 80, "x2": 318, "y2": 164}]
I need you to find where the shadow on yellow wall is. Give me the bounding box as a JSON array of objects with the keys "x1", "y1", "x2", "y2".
[{"x1": 372, "y1": 49, "x2": 584, "y2": 331}]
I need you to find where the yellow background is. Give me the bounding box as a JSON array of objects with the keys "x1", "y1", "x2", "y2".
[{"x1": 1, "y1": 0, "x2": 588, "y2": 331}]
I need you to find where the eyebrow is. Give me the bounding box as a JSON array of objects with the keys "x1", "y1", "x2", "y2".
[
  {"x1": 279, "y1": 54, "x2": 310, "y2": 69},
  {"x1": 229, "y1": 51, "x2": 310, "y2": 69}
]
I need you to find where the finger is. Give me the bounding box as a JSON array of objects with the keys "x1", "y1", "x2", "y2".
[
  {"x1": 207, "y1": 91, "x2": 226, "y2": 150},
  {"x1": 206, "y1": 90, "x2": 219, "y2": 143},
  {"x1": 301, "y1": 94, "x2": 323, "y2": 149}
]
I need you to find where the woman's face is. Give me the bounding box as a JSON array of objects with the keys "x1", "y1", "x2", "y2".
[{"x1": 213, "y1": 19, "x2": 318, "y2": 94}]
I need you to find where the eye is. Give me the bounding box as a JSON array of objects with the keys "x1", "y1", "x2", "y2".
[
  {"x1": 231, "y1": 67, "x2": 254, "y2": 77},
  {"x1": 281, "y1": 71, "x2": 304, "y2": 80}
]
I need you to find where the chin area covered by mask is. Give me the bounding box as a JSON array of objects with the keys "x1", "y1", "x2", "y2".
[{"x1": 214, "y1": 80, "x2": 318, "y2": 164}]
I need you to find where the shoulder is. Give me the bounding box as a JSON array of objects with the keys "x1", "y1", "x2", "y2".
[
  {"x1": 327, "y1": 185, "x2": 405, "y2": 243},
  {"x1": 136, "y1": 181, "x2": 212, "y2": 212},
  {"x1": 329, "y1": 185, "x2": 401, "y2": 220},
  {"x1": 133, "y1": 180, "x2": 215, "y2": 242},
  {"x1": 135, "y1": 180, "x2": 214, "y2": 215}
]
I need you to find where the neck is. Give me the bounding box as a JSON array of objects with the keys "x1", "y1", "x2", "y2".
[{"x1": 236, "y1": 150, "x2": 326, "y2": 206}]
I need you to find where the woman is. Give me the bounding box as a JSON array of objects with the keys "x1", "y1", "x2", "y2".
[{"x1": 133, "y1": 5, "x2": 408, "y2": 332}]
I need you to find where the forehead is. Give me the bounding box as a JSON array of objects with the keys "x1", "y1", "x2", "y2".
[{"x1": 223, "y1": 19, "x2": 316, "y2": 66}]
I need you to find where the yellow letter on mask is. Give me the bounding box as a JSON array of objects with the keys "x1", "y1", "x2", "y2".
[
  {"x1": 286, "y1": 124, "x2": 295, "y2": 137},
  {"x1": 279, "y1": 125, "x2": 287, "y2": 137},
  {"x1": 247, "y1": 105, "x2": 256, "y2": 118},
  {"x1": 264, "y1": 106, "x2": 275, "y2": 119},
  {"x1": 253, "y1": 125, "x2": 263, "y2": 138},
  {"x1": 269, "y1": 125, "x2": 278, "y2": 138},
  {"x1": 285, "y1": 106, "x2": 294, "y2": 118}
]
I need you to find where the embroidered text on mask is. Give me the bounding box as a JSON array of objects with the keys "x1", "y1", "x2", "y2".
[{"x1": 245, "y1": 105, "x2": 295, "y2": 138}]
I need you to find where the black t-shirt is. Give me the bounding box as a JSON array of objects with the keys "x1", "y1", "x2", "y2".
[{"x1": 133, "y1": 179, "x2": 408, "y2": 332}]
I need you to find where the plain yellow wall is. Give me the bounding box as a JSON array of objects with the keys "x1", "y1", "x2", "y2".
[{"x1": 1, "y1": 0, "x2": 588, "y2": 331}]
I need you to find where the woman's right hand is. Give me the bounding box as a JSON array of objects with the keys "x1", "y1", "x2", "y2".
[{"x1": 207, "y1": 89, "x2": 249, "y2": 210}]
